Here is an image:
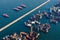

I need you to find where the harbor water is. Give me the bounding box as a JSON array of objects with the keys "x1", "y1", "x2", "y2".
[{"x1": 0, "y1": 0, "x2": 60, "y2": 40}]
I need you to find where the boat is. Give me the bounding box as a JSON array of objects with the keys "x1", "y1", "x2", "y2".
[
  {"x1": 29, "y1": 20, "x2": 35, "y2": 24},
  {"x1": 17, "y1": 6, "x2": 22, "y2": 9},
  {"x1": 46, "y1": 24, "x2": 50, "y2": 32},
  {"x1": 37, "y1": 24, "x2": 43, "y2": 31},
  {"x1": 36, "y1": 13, "x2": 43, "y2": 20},
  {"x1": 33, "y1": 15, "x2": 38, "y2": 21},
  {"x1": 2, "y1": 33, "x2": 22, "y2": 40},
  {"x1": 44, "y1": 11, "x2": 49, "y2": 17},
  {"x1": 50, "y1": 19, "x2": 58, "y2": 24},
  {"x1": 21, "y1": 4, "x2": 26, "y2": 8},
  {"x1": 35, "y1": 21, "x2": 41, "y2": 25},
  {"x1": 3, "y1": 37, "x2": 5, "y2": 40},
  {"x1": 30, "y1": 17, "x2": 36, "y2": 21},
  {"x1": 42, "y1": 23, "x2": 50, "y2": 32},
  {"x1": 54, "y1": 2, "x2": 60, "y2": 7},
  {"x1": 36, "y1": 11, "x2": 44, "y2": 19},
  {"x1": 58, "y1": 9, "x2": 60, "y2": 13},
  {"x1": 13, "y1": 8, "x2": 20, "y2": 11},
  {"x1": 45, "y1": 23, "x2": 50, "y2": 30},
  {"x1": 27, "y1": 20, "x2": 36, "y2": 24},
  {"x1": 2, "y1": 14, "x2": 9, "y2": 18},
  {"x1": 57, "y1": 9, "x2": 60, "y2": 16},
  {"x1": 2, "y1": 35, "x2": 10, "y2": 40},
  {"x1": 24, "y1": 22, "x2": 32, "y2": 27},
  {"x1": 55, "y1": 16, "x2": 60, "y2": 21}
]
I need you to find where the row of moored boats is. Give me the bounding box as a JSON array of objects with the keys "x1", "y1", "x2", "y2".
[{"x1": 2, "y1": 4, "x2": 26, "y2": 18}]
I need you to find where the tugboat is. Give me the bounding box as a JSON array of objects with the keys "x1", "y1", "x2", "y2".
[{"x1": 2, "y1": 13, "x2": 9, "y2": 18}]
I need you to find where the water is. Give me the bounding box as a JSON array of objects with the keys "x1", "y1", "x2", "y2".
[{"x1": 0, "y1": 0, "x2": 60, "y2": 40}]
